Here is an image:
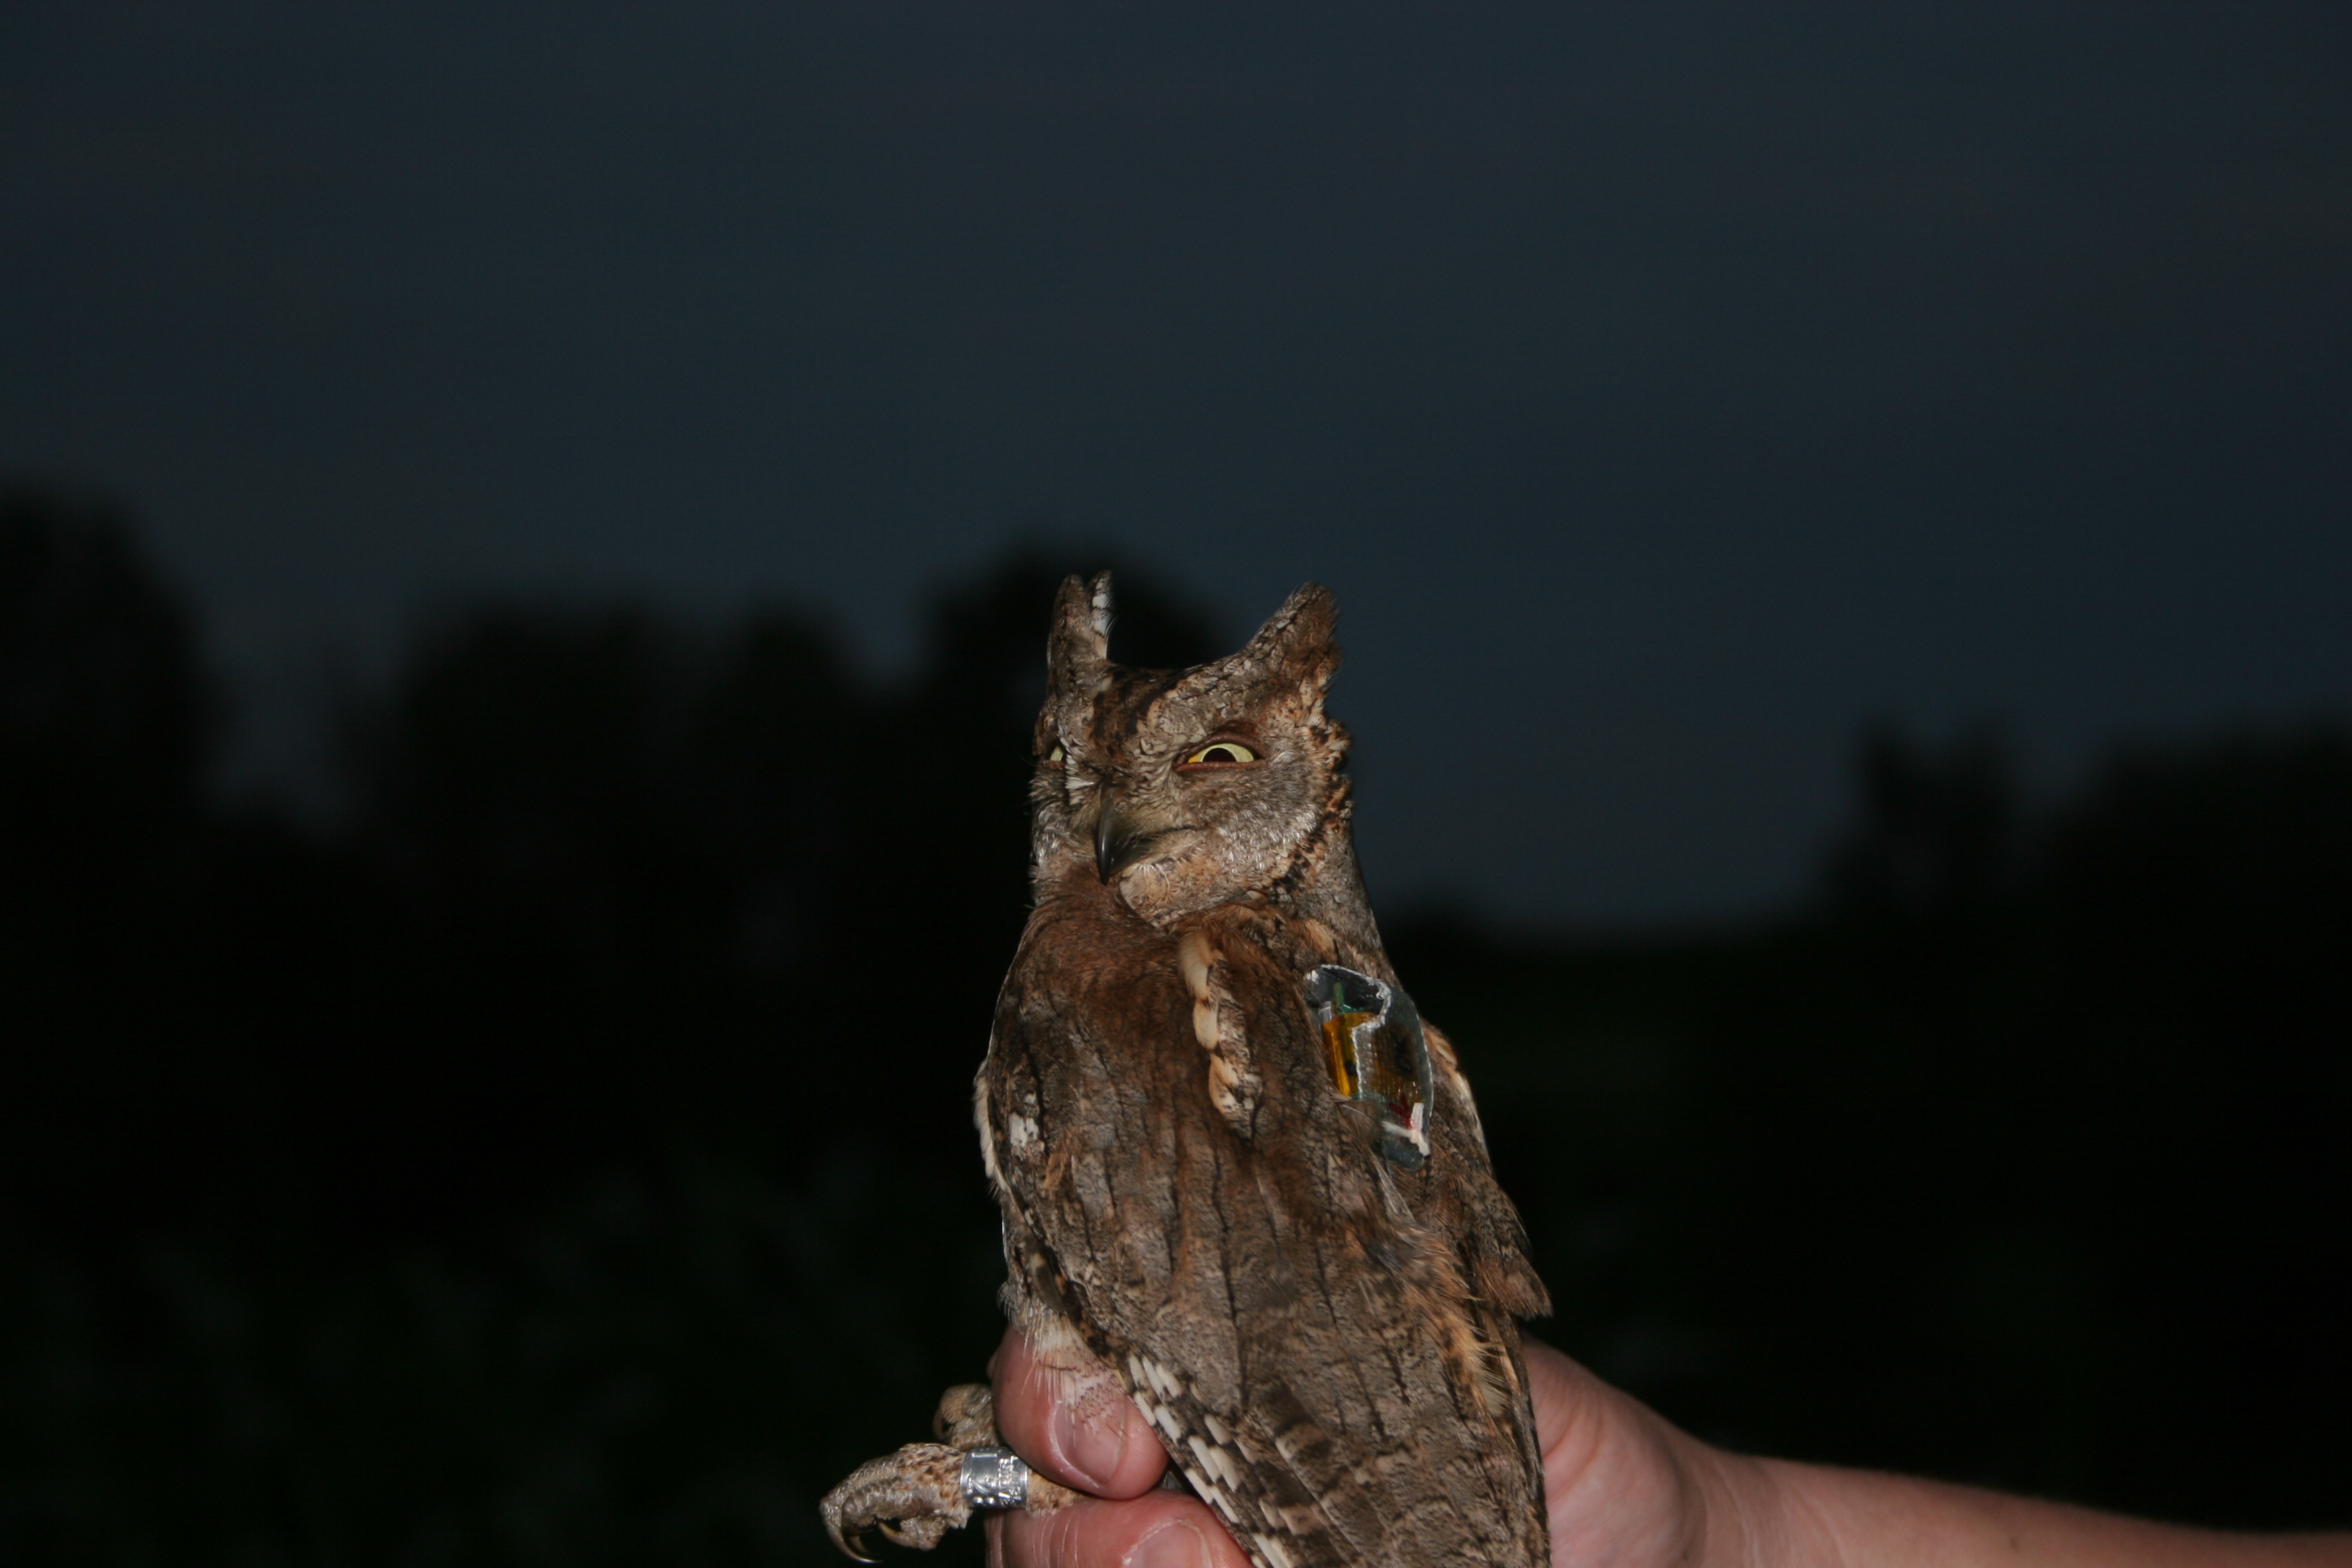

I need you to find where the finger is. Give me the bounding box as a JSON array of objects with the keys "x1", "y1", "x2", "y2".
[
  {"x1": 989, "y1": 1491, "x2": 1255, "y2": 1568},
  {"x1": 990, "y1": 1324, "x2": 1169, "y2": 1500},
  {"x1": 1524, "y1": 1329, "x2": 1642, "y2": 1496},
  {"x1": 1521, "y1": 1328, "x2": 1707, "y2": 1568},
  {"x1": 1519, "y1": 1332, "x2": 1596, "y2": 1459}
]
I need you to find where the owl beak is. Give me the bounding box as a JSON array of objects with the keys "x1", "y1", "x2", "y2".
[{"x1": 1093, "y1": 787, "x2": 1124, "y2": 883}]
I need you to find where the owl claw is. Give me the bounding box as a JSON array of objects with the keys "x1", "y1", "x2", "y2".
[{"x1": 818, "y1": 1442, "x2": 974, "y2": 1559}]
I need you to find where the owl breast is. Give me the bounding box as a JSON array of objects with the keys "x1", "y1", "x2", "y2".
[{"x1": 978, "y1": 875, "x2": 1550, "y2": 1568}]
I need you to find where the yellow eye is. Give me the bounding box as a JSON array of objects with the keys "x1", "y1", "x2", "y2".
[
  {"x1": 1183, "y1": 741, "x2": 1257, "y2": 766},
  {"x1": 1046, "y1": 742, "x2": 1065, "y2": 765}
]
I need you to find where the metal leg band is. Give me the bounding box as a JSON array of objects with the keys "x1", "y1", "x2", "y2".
[{"x1": 958, "y1": 1447, "x2": 1033, "y2": 1511}]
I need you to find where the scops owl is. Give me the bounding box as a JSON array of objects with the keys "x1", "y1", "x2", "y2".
[{"x1": 822, "y1": 577, "x2": 1553, "y2": 1568}]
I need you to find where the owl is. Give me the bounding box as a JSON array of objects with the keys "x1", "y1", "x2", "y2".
[{"x1": 822, "y1": 576, "x2": 1552, "y2": 1568}]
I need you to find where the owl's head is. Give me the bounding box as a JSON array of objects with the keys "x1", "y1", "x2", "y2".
[{"x1": 1030, "y1": 573, "x2": 1349, "y2": 922}]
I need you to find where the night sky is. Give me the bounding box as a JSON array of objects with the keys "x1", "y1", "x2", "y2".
[{"x1": 5, "y1": 1, "x2": 2348, "y2": 922}]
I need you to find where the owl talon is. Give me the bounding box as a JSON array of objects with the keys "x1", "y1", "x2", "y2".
[
  {"x1": 819, "y1": 1442, "x2": 973, "y2": 1559},
  {"x1": 881, "y1": 1516, "x2": 952, "y2": 1551}
]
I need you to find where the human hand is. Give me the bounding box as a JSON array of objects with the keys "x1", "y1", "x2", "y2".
[
  {"x1": 983, "y1": 1322, "x2": 2352, "y2": 1568},
  {"x1": 983, "y1": 1324, "x2": 1759, "y2": 1568}
]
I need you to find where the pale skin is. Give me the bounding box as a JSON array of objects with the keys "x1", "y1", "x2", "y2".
[{"x1": 983, "y1": 1327, "x2": 2352, "y2": 1568}]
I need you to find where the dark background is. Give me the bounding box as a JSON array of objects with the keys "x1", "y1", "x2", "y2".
[{"x1": 4, "y1": 3, "x2": 2350, "y2": 1562}]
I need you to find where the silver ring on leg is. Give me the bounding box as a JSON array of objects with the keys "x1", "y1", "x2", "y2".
[{"x1": 958, "y1": 1447, "x2": 1034, "y2": 1512}]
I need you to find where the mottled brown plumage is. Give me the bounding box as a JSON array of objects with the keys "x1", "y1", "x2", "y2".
[{"x1": 824, "y1": 577, "x2": 1551, "y2": 1568}]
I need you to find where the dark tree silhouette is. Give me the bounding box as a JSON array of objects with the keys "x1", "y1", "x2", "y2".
[
  {"x1": 1822, "y1": 721, "x2": 2019, "y2": 922},
  {"x1": 2, "y1": 483, "x2": 228, "y2": 1244},
  {"x1": 1, "y1": 483, "x2": 215, "y2": 910}
]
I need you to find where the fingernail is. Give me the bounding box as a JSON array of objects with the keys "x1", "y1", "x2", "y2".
[
  {"x1": 1130, "y1": 1522, "x2": 1212, "y2": 1568},
  {"x1": 1052, "y1": 1389, "x2": 1128, "y2": 1489}
]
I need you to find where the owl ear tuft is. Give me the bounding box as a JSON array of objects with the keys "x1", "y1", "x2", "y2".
[
  {"x1": 1240, "y1": 582, "x2": 1340, "y2": 701},
  {"x1": 1047, "y1": 571, "x2": 1113, "y2": 694}
]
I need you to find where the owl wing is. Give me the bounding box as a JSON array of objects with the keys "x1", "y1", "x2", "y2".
[{"x1": 979, "y1": 897, "x2": 1550, "y2": 1568}]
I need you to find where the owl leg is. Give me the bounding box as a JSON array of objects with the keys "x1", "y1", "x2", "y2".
[
  {"x1": 821, "y1": 1385, "x2": 1079, "y2": 1561},
  {"x1": 820, "y1": 1442, "x2": 972, "y2": 1560}
]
